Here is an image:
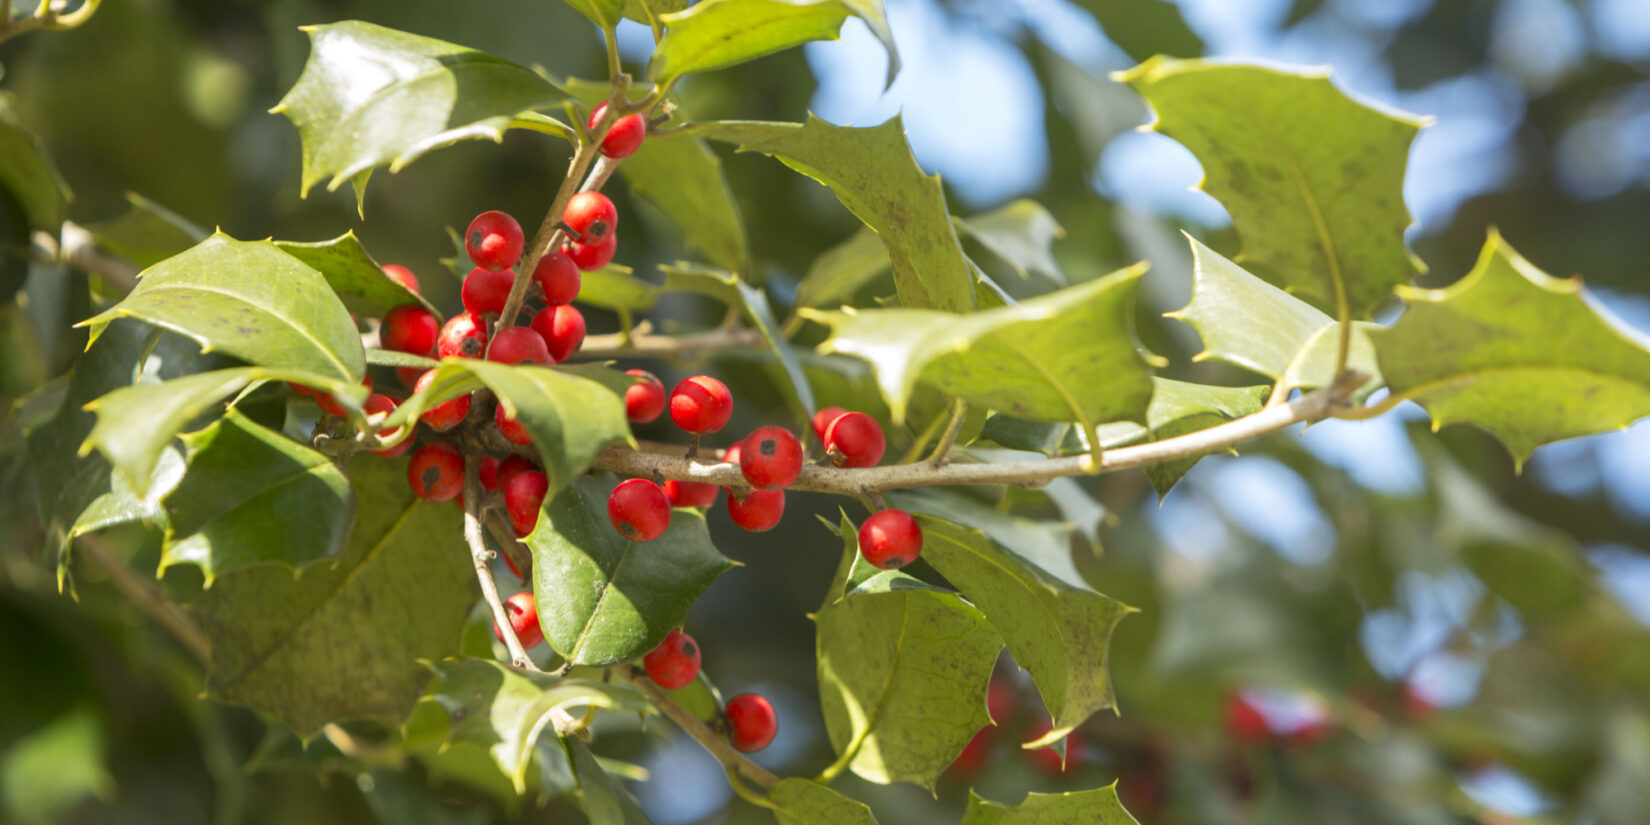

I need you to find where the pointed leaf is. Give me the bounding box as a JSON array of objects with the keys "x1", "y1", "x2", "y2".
[
  {"x1": 660, "y1": 263, "x2": 815, "y2": 423},
  {"x1": 566, "y1": 738, "x2": 653, "y2": 825},
  {"x1": 1373, "y1": 233, "x2": 1650, "y2": 466},
  {"x1": 193, "y1": 455, "x2": 476, "y2": 737},
  {"x1": 959, "y1": 785, "x2": 1140, "y2": 825},
  {"x1": 793, "y1": 226, "x2": 890, "y2": 311},
  {"x1": 886, "y1": 487, "x2": 1086, "y2": 590},
  {"x1": 274, "y1": 21, "x2": 569, "y2": 195},
  {"x1": 77, "y1": 233, "x2": 366, "y2": 383},
  {"x1": 651, "y1": 0, "x2": 851, "y2": 84},
  {"x1": 918, "y1": 516, "x2": 1132, "y2": 746},
  {"x1": 1117, "y1": 58, "x2": 1424, "y2": 317},
  {"x1": 956, "y1": 199, "x2": 1065, "y2": 283},
  {"x1": 84, "y1": 192, "x2": 205, "y2": 269},
  {"x1": 530, "y1": 479, "x2": 736, "y2": 666},
  {"x1": 837, "y1": 0, "x2": 899, "y2": 88},
  {"x1": 277, "y1": 232, "x2": 437, "y2": 317},
  {"x1": 70, "y1": 446, "x2": 184, "y2": 541},
  {"x1": 805, "y1": 265, "x2": 1153, "y2": 427},
  {"x1": 769, "y1": 778, "x2": 877, "y2": 825},
  {"x1": 161, "y1": 410, "x2": 353, "y2": 581},
  {"x1": 562, "y1": 0, "x2": 626, "y2": 28},
  {"x1": 618, "y1": 136, "x2": 748, "y2": 274}
]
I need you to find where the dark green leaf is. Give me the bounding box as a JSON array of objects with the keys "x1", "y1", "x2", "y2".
[
  {"x1": 956, "y1": 199, "x2": 1065, "y2": 282},
  {"x1": 769, "y1": 778, "x2": 877, "y2": 825},
  {"x1": 959, "y1": 785, "x2": 1140, "y2": 825},
  {"x1": 83, "y1": 192, "x2": 205, "y2": 269},
  {"x1": 0, "y1": 99, "x2": 69, "y2": 231},
  {"x1": 660, "y1": 262, "x2": 815, "y2": 423},
  {"x1": 577, "y1": 265, "x2": 660, "y2": 313},
  {"x1": 276, "y1": 232, "x2": 437, "y2": 317},
  {"x1": 651, "y1": 0, "x2": 851, "y2": 84},
  {"x1": 793, "y1": 227, "x2": 890, "y2": 312},
  {"x1": 619, "y1": 136, "x2": 748, "y2": 274},
  {"x1": 566, "y1": 738, "x2": 653, "y2": 825}
]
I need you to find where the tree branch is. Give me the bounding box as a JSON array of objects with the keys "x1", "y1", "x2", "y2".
[
  {"x1": 33, "y1": 222, "x2": 140, "y2": 294},
  {"x1": 571, "y1": 325, "x2": 766, "y2": 360},
  {"x1": 76, "y1": 533, "x2": 210, "y2": 666},
  {"x1": 618, "y1": 664, "x2": 781, "y2": 790},
  {"x1": 462, "y1": 458, "x2": 537, "y2": 670}
]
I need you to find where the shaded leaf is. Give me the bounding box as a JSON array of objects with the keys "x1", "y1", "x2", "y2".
[
  {"x1": 69, "y1": 446, "x2": 184, "y2": 541},
  {"x1": 960, "y1": 785, "x2": 1140, "y2": 825},
  {"x1": 651, "y1": 0, "x2": 851, "y2": 84},
  {"x1": 619, "y1": 135, "x2": 748, "y2": 274},
  {"x1": 660, "y1": 262, "x2": 815, "y2": 423},
  {"x1": 566, "y1": 738, "x2": 652, "y2": 825},
  {"x1": 793, "y1": 226, "x2": 890, "y2": 312},
  {"x1": 577, "y1": 265, "x2": 660, "y2": 313},
  {"x1": 562, "y1": 0, "x2": 626, "y2": 29},
  {"x1": 0, "y1": 99, "x2": 69, "y2": 231},
  {"x1": 956, "y1": 199, "x2": 1065, "y2": 283},
  {"x1": 276, "y1": 232, "x2": 437, "y2": 317},
  {"x1": 769, "y1": 778, "x2": 877, "y2": 825},
  {"x1": 84, "y1": 192, "x2": 203, "y2": 269}
]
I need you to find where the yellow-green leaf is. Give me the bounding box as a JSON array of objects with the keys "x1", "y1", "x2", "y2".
[
  {"x1": 960, "y1": 785, "x2": 1140, "y2": 825},
  {"x1": 651, "y1": 0, "x2": 851, "y2": 84}
]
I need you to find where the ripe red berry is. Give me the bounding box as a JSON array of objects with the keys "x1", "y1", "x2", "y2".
[
  {"x1": 496, "y1": 403, "x2": 532, "y2": 445},
  {"x1": 407, "y1": 443, "x2": 465, "y2": 502},
  {"x1": 496, "y1": 454, "x2": 537, "y2": 489},
  {"x1": 504, "y1": 469, "x2": 549, "y2": 537},
  {"x1": 563, "y1": 191, "x2": 618, "y2": 245},
  {"x1": 478, "y1": 456, "x2": 501, "y2": 491},
  {"x1": 811, "y1": 406, "x2": 846, "y2": 441},
  {"x1": 642, "y1": 628, "x2": 701, "y2": 690},
  {"x1": 438, "y1": 312, "x2": 489, "y2": 359},
  {"x1": 1224, "y1": 692, "x2": 1271, "y2": 744},
  {"x1": 608, "y1": 478, "x2": 671, "y2": 541},
  {"x1": 670, "y1": 375, "x2": 733, "y2": 434},
  {"x1": 382, "y1": 264, "x2": 420, "y2": 293},
  {"x1": 462, "y1": 266, "x2": 516, "y2": 316},
  {"x1": 287, "y1": 382, "x2": 317, "y2": 397},
  {"x1": 467, "y1": 210, "x2": 524, "y2": 271},
  {"x1": 858, "y1": 509, "x2": 922, "y2": 570},
  {"x1": 413, "y1": 369, "x2": 471, "y2": 430},
  {"x1": 487, "y1": 326, "x2": 552, "y2": 366},
  {"x1": 740, "y1": 426, "x2": 803, "y2": 489},
  {"x1": 664, "y1": 479, "x2": 718, "y2": 509},
  {"x1": 726, "y1": 488, "x2": 784, "y2": 532},
  {"x1": 381, "y1": 304, "x2": 438, "y2": 355},
  {"x1": 987, "y1": 675, "x2": 1016, "y2": 725},
  {"x1": 589, "y1": 102, "x2": 648, "y2": 159},
  {"x1": 530, "y1": 305, "x2": 585, "y2": 363},
  {"x1": 949, "y1": 726, "x2": 994, "y2": 777},
  {"x1": 364, "y1": 393, "x2": 413, "y2": 457},
  {"x1": 725, "y1": 693, "x2": 777, "y2": 753},
  {"x1": 824, "y1": 412, "x2": 886, "y2": 468},
  {"x1": 316, "y1": 376, "x2": 373, "y2": 418},
  {"x1": 531, "y1": 250, "x2": 581, "y2": 306},
  {"x1": 624, "y1": 370, "x2": 666, "y2": 423},
  {"x1": 494, "y1": 591, "x2": 543, "y2": 649},
  {"x1": 396, "y1": 366, "x2": 424, "y2": 389},
  {"x1": 565, "y1": 234, "x2": 616, "y2": 271}
]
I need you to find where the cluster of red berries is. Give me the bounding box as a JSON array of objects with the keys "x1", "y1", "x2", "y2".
[{"x1": 642, "y1": 628, "x2": 777, "y2": 753}]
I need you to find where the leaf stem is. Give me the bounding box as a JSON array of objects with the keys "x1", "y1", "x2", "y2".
[
  {"x1": 618, "y1": 664, "x2": 781, "y2": 790},
  {"x1": 926, "y1": 399, "x2": 969, "y2": 466},
  {"x1": 462, "y1": 457, "x2": 536, "y2": 671},
  {"x1": 895, "y1": 407, "x2": 950, "y2": 465},
  {"x1": 570, "y1": 325, "x2": 765, "y2": 360}
]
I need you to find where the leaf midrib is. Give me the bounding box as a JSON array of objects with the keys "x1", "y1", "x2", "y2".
[{"x1": 136, "y1": 280, "x2": 353, "y2": 379}]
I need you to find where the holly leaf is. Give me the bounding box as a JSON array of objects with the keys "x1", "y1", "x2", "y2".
[
  {"x1": 693, "y1": 117, "x2": 974, "y2": 313},
  {"x1": 411, "y1": 658, "x2": 648, "y2": 794},
  {"x1": 276, "y1": 232, "x2": 438, "y2": 317},
  {"x1": 84, "y1": 192, "x2": 205, "y2": 269},
  {"x1": 77, "y1": 233, "x2": 365, "y2": 384},
  {"x1": 565, "y1": 739, "x2": 653, "y2": 825},
  {"x1": 274, "y1": 21, "x2": 570, "y2": 196},
  {"x1": 577, "y1": 265, "x2": 660, "y2": 313},
  {"x1": 623, "y1": 0, "x2": 687, "y2": 32},
  {"x1": 160, "y1": 410, "x2": 352, "y2": 582},
  {"x1": 1070, "y1": 0, "x2": 1202, "y2": 62},
  {"x1": 192, "y1": 455, "x2": 476, "y2": 738},
  {"x1": 1373, "y1": 232, "x2": 1650, "y2": 467},
  {"x1": 956, "y1": 199, "x2": 1065, "y2": 283},
  {"x1": 69, "y1": 446, "x2": 183, "y2": 543},
  {"x1": 529, "y1": 479, "x2": 736, "y2": 666},
  {"x1": 770, "y1": 778, "x2": 877, "y2": 825},
  {"x1": 1168, "y1": 237, "x2": 1380, "y2": 394},
  {"x1": 886, "y1": 487, "x2": 1086, "y2": 590},
  {"x1": 959, "y1": 785, "x2": 1140, "y2": 825},
  {"x1": 650, "y1": 0, "x2": 852, "y2": 84},
  {"x1": 0, "y1": 100, "x2": 69, "y2": 232},
  {"x1": 918, "y1": 516, "x2": 1132, "y2": 746},
  {"x1": 561, "y1": 0, "x2": 626, "y2": 29},
  {"x1": 793, "y1": 227, "x2": 889, "y2": 312},
  {"x1": 618, "y1": 135, "x2": 748, "y2": 275},
  {"x1": 816, "y1": 569, "x2": 1001, "y2": 789},
  {"x1": 1116, "y1": 58, "x2": 1424, "y2": 317},
  {"x1": 803, "y1": 265, "x2": 1154, "y2": 427}
]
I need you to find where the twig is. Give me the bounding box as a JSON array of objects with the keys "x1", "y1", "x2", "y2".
[
  {"x1": 76, "y1": 533, "x2": 210, "y2": 666},
  {"x1": 495, "y1": 144, "x2": 603, "y2": 334},
  {"x1": 462, "y1": 458, "x2": 537, "y2": 670},
  {"x1": 619, "y1": 664, "x2": 781, "y2": 790},
  {"x1": 926, "y1": 399, "x2": 969, "y2": 467},
  {"x1": 33, "y1": 222, "x2": 140, "y2": 294},
  {"x1": 0, "y1": 0, "x2": 98, "y2": 42},
  {"x1": 483, "y1": 510, "x2": 533, "y2": 585},
  {"x1": 571, "y1": 326, "x2": 766, "y2": 360}
]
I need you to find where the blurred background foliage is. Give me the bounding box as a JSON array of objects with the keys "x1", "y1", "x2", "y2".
[{"x1": 1, "y1": 0, "x2": 1648, "y2": 823}]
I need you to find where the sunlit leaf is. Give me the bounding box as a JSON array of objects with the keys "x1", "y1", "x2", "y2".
[
  {"x1": 651, "y1": 0, "x2": 851, "y2": 84},
  {"x1": 956, "y1": 199, "x2": 1065, "y2": 283},
  {"x1": 769, "y1": 778, "x2": 877, "y2": 825},
  {"x1": 566, "y1": 738, "x2": 653, "y2": 824},
  {"x1": 619, "y1": 136, "x2": 748, "y2": 274},
  {"x1": 276, "y1": 232, "x2": 437, "y2": 317},
  {"x1": 959, "y1": 784, "x2": 1140, "y2": 825},
  {"x1": 660, "y1": 262, "x2": 815, "y2": 423}
]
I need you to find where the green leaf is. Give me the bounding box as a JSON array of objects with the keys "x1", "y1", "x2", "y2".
[
  {"x1": 529, "y1": 479, "x2": 736, "y2": 666},
  {"x1": 365, "y1": 349, "x2": 440, "y2": 369},
  {"x1": 0, "y1": 707, "x2": 112, "y2": 825},
  {"x1": 918, "y1": 516, "x2": 1132, "y2": 745},
  {"x1": 651, "y1": 0, "x2": 851, "y2": 84},
  {"x1": 693, "y1": 117, "x2": 974, "y2": 313},
  {"x1": 793, "y1": 227, "x2": 890, "y2": 312},
  {"x1": 192, "y1": 454, "x2": 475, "y2": 738},
  {"x1": 566, "y1": 739, "x2": 653, "y2": 825},
  {"x1": 83, "y1": 192, "x2": 205, "y2": 269},
  {"x1": 160, "y1": 410, "x2": 352, "y2": 582},
  {"x1": 1113, "y1": 379, "x2": 1270, "y2": 496},
  {"x1": 663, "y1": 672, "x2": 725, "y2": 723},
  {"x1": 836, "y1": 0, "x2": 900, "y2": 88},
  {"x1": 1070, "y1": 0, "x2": 1203, "y2": 62},
  {"x1": 274, "y1": 21, "x2": 569, "y2": 195},
  {"x1": 561, "y1": 0, "x2": 626, "y2": 29},
  {"x1": 956, "y1": 199, "x2": 1065, "y2": 283},
  {"x1": 804, "y1": 265, "x2": 1154, "y2": 427},
  {"x1": 618, "y1": 136, "x2": 748, "y2": 274},
  {"x1": 1168, "y1": 237, "x2": 1380, "y2": 394},
  {"x1": 77, "y1": 233, "x2": 366, "y2": 384},
  {"x1": 1372, "y1": 232, "x2": 1650, "y2": 466},
  {"x1": 768, "y1": 778, "x2": 877, "y2": 825},
  {"x1": 577, "y1": 265, "x2": 660, "y2": 313},
  {"x1": 816, "y1": 568, "x2": 1001, "y2": 789},
  {"x1": 959, "y1": 785, "x2": 1140, "y2": 825},
  {"x1": 1116, "y1": 58, "x2": 1424, "y2": 317},
  {"x1": 885, "y1": 488, "x2": 1086, "y2": 590},
  {"x1": 413, "y1": 658, "x2": 648, "y2": 794},
  {"x1": 660, "y1": 263, "x2": 816, "y2": 423},
  {"x1": 276, "y1": 232, "x2": 438, "y2": 318},
  {"x1": 69, "y1": 446, "x2": 182, "y2": 541},
  {"x1": 623, "y1": 0, "x2": 687, "y2": 31}
]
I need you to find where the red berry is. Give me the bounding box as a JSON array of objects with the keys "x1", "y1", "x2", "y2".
[
  {"x1": 496, "y1": 455, "x2": 537, "y2": 490},
  {"x1": 811, "y1": 406, "x2": 846, "y2": 441},
  {"x1": 530, "y1": 305, "x2": 585, "y2": 363},
  {"x1": 413, "y1": 369, "x2": 471, "y2": 430},
  {"x1": 858, "y1": 509, "x2": 921, "y2": 570},
  {"x1": 487, "y1": 326, "x2": 552, "y2": 366},
  {"x1": 438, "y1": 312, "x2": 489, "y2": 359},
  {"x1": 624, "y1": 370, "x2": 666, "y2": 423},
  {"x1": 608, "y1": 478, "x2": 671, "y2": 541},
  {"x1": 287, "y1": 382, "x2": 317, "y2": 397},
  {"x1": 642, "y1": 628, "x2": 701, "y2": 690},
  {"x1": 381, "y1": 304, "x2": 438, "y2": 355},
  {"x1": 949, "y1": 726, "x2": 994, "y2": 777},
  {"x1": 467, "y1": 210, "x2": 524, "y2": 271},
  {"x1": 740, "y1": 426, "x2": 802, "y2": 489},
  {"x1": 725, "y1": 693, "x2": 777, "y2": 753},
  {"x1": 407, "y1": 443, "x2": 464, "y2": 502},
  {"x1": 532, "y1": 250, "x2": 581, "y2": 306},
  {"x1": 364, "y1": 393, "x2": 412, "y2": 457},
  {"x1": 565, "y1": 234, "x2": 617, "y2": 271},
  {"x1": 501, "y1": 545, "x2": 523, "y2": 579},
  {"x1": 825, "y1": 412, "x2": 886, "y2": 468},
  {"x1": 316, "y1": 376, "x2": 373, "y2": 418},
  {"x1": 493, "y1": 591, "x2": 543, "y2": 649},
  {"x1": 1287, "y1": 719, "x2": 1334, "y2": 748},
  {"x1": 670, "y1": 375, "x2": 733, "y2": 434},
  {"x1": 496, "y1": 403, "x2": 532, "y2": 445},
  {"x1": 589, "y1": 103, "x2": 648, "y2": 159},
  {"x1": 987, "y1": 675, "x2": 1016, "y2": 725},
  {"x1": 478, "y1": 456, "x2": 501, "y2": 491},
  {"x1": 382, "y1": 264, "x2": 420, "y2": 293},
  {"x1": 504, "y1": 469, "x2": 549, "y2": 537},
  {"x1": 462, "y1": 266, "x2": 516, "y2": 316},
  {"x1": 1224, "y1": 692, "x2": 1271, "y2": 744},
  {"x1": 396, "y1": 366, "x2": 424, "y2": 389},
  {"x1": 564, "y1": 191, "x2": 617, "y2": 245},
  {"x1": 664, "y1": 479, "x2": 718, "y2": 509},
  {"x1": 726, "y1": 488, "x2": 784, "y2": 532}
]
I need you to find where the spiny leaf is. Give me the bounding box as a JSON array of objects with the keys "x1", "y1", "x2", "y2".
[
  {"x1": 530, "y1": 479, "x2": 736, "y2": 666},
  {"x1": 565, "y1": 738, "x2": 653, "y2": 824},
  {"x1": 957, "y1": 199, "x2": 1066, "y2": 283},
  {"x1": 276, "y1": 232, "x2": 437, "y2": 318},
  {"x1": 769, "y1": 778, "x2": 878, "y2": 825},
  {"x1": 77, "y1": 233, "x2": 365, "y2": 384},
  {"x1": 1373, "y1": 232, "x2": 1650, "y2": 467},
  {"x1": 959, "y1": 784, "x2": 1140, "y2": 825},
  {"x1": 804, "y1": 265, "x2": 1154, "y2": 427},
  {"x1": 886, "y1": 487, "x2": 1087, "y2": 590},
  {"x1": 1117, "y1": 58, "x2": 1424, "y2": 317},
  {"x1": 651, "y1": 0, "x2": 852, "y2": 84},
  {"x1": 274, "y1": 21, "x2": 569, "y2": 196},
  {"x1": 618, "y1": 134, "x2": 749, "y2": 274}
]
